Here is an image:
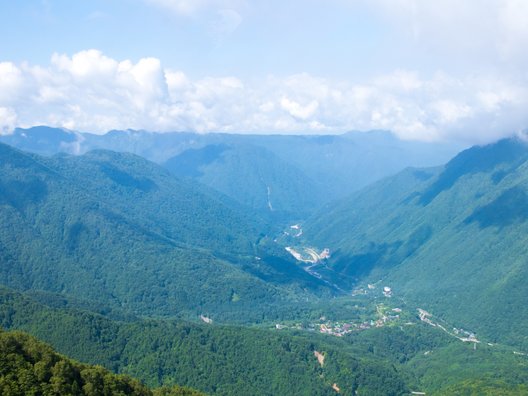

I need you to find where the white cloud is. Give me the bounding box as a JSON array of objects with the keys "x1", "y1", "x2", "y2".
[
  {"x1": 431, "y1": 100, "x2": 472, "y2": 124},
  {"x1": 0, "y1": 62, "x2": 24, "y2": 102},
  {"x1": 0, "y1": 50, "x2": 527, "y2": 143},
  {"x1": 497, "y1": 0, "x2": 528, "y2": 60},
  {"x1": 280, "y1": 97, "x2": 319, "y2": 120},
  {"x1": 52, "y1": 50, "x2": 117, "y2": 79},
  {"x1": 374, "y1": 70, "x2": 422, "y2": 92},
  {"x1": 0, "y1": 107, "x2": 18, "y2": 135},
  {"x1": 146, "y1": 0, "x2": 209, "y2": 16}
]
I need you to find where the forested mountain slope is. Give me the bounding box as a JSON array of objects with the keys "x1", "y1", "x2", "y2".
[
  {"x1": 164, "y1": 143, "x2": 324, "y2": 218},
  {"x1": 3, "y1": 129, "x2": 527, "y2": 394},
  {"x1": 0, "y1": 287, "x2": 410, "y2": 396},
  {"x1": 2, "y1": 286, "x2": 528, "y2": 396},
  {"x1": 0, "y1": 143, "x2": 333, "y2": 320},
  {"x1": 305, "y1": 137, "x2": 528, "y2": 348}
]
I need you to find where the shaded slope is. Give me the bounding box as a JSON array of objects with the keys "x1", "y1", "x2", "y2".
[
  {"x1": 47, "y1": 148, "x2": 264, "y2": 255},
  {"x1": 86, "y1": 130, "x2": 462, "y2": 205},
  {"x1": 164, "y1": 144, "x2": 323, "y2": 218}
]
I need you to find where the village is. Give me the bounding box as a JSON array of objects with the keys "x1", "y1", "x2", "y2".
[{"x1": 274, "y1": 303, "x2": 405, "y2": 337}]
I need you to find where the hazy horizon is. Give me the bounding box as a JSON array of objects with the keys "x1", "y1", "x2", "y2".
[{"x1": 1, "y1": 1, "x2": 527, "y2": 144}]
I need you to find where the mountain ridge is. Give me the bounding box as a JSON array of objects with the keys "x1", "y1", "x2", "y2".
[{"x1": 1, "y1": 126, "x2": 462, "y2": 217}]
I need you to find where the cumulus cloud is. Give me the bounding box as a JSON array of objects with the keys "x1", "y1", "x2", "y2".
[
  {"x1": 0, "y1": 62, "x2": 25, "y2": 102},
  {"x1": 0, "y1": 50, "x2": 527, "y2": 143},
  {"x1": 280, "y1": 98, "x2": 319, "y2": 120},
  {"x1": 0, "y1": 107, "x2": 17, "y2": 135}
]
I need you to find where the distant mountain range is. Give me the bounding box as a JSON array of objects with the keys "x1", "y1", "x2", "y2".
[{"x1": 0, "y1": 126, "x2": 462, "y2": 219}]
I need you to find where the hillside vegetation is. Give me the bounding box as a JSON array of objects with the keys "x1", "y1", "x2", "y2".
[
  {"x1": 0, "y1": 327, "x2": 202, "y2": 396},
  {"x1": 0, "y1": 287, "x2": 411, "y2": 396},
  {"x1": 305, "y1": 138, "x2": 528, "y2": 348},
  {"x1": 2, "y1": 287, "x2": 528, "y2": 395},
  {"x1": 164, "y1": 143, "x2": 324, "y2": 218},
  {"x1": 0, "y1": 143, "x2": 334, "y2": 321},
  {"x1": 1, "y1": 134, "x2": 527, "y2": 395}
]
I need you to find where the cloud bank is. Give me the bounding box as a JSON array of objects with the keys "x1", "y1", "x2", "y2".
[{"x1": 0, "y1": 49, "x2": 527, "y2": 143}]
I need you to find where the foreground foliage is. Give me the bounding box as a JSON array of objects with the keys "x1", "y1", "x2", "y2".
[
  {"x1": 0, "y1": 288, "x2": 411, "y2": 395},
  {"x1": 2, "y1": 287, "x2": 528, "y2": 395},
  {"x1": 0, "y1": 328, "x2": 202, "y2": 396}
]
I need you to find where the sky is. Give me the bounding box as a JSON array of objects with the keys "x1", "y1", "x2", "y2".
[{"x1": 1, "y1": 0, "x2": 528, "y2": 143}]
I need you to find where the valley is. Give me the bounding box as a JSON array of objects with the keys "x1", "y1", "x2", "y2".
[
  {"x1": 3, "y1": 1, "x2": 528, "y2": 393},
  {"x1": 1, "y1": 132, "x2": 528, "y2": 395}
]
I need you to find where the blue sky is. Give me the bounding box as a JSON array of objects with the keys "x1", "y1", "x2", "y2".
[
  {"x1": 0, "y1": 1, "x2": 396, "y2": 79},
  {"x1": 1, "y1": 0, "x2": 528, "y2": 143}
]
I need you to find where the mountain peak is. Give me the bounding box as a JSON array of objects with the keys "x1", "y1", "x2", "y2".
[{"x1": 419, "y1": 137, "x2": 528, "y2": 205}]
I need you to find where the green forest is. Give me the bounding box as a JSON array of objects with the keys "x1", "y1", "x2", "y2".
[
  {"x1": 2, "y1": 287, "x2": 528, "y2": 395},
  {"x1": 1, "y1": 137, "x2": 528, "y2": 395},
  {"x1": 0, "y1": 327, "x2": 203, "y2": 396}
]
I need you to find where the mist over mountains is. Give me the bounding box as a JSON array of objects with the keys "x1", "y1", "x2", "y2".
[{"x1": 0, "y1": 126, "x2": 461, "y2": 218}]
